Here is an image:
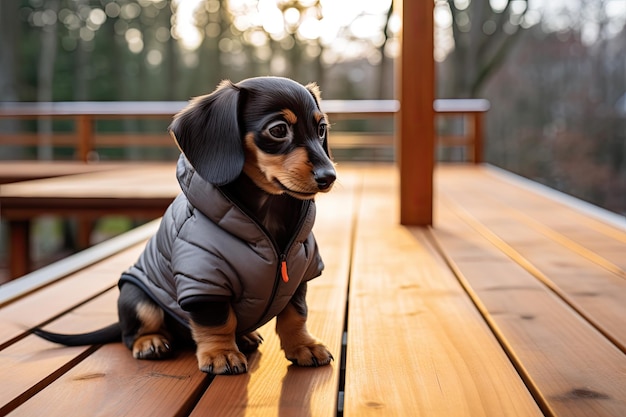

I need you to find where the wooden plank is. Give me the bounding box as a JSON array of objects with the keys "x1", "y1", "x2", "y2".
[
  {"x1": 0, "y1": 164, "x2": 176, "y2": 278},
  {"x1": 432, "y1": 193, "x2": 626, "y2": 416},
  {"x1": 0, "y1": 161, "x2": 127, "y2": 184},
  {"x1": 343, "y1": 166, "x2": 542, "y2": 417},
  {"x1": 93, "y1": 133, "x2": 173, "y2": 147},
  {"x1": 0, "y1": 219, "x2": 159, "y2": 306},
  {"x1": 1, "y1": 233, "x2": 198, "y2": 416},
  {"x1": 188, "y1": 165, "x2": 361, "y2": 417},
  {"x1": 474, "y1": 166, "x2": 626, "y2": 269},
  {"x1": 0, "y1": 290, "x2": 118, "y2": 414},
  {"x1": 0, "y1": 100, "x2": 400, "y2": 118},
  {"x1": 0, "y1": 133, "x2": 77, "y2": 146},
  {"x1": 0, "y1": 163, "x2": 178, "y2": 224},
  {"x1": 0, "y1": 241, "x2": 146, "y2": 346},
  {"x1": 436, "y1": 166, "x2": 626, "y2": 352},
  {"x1": 7, "y1": 343, "x2": 208, "y2": 417},
  {"x1": 0, "y1": 163, "x2": 177, "y2": 200},
  {"x1": 330, "y1": 133, "x2": 394, "y2": 148},
  {"x1": 0, "y1": 133, "x2": 174, "y2": 148},
  {"x1": 0, "y1": 99, "x2": 485, "y2": 118},
  {"x1": 433, "y1": 99, "x2": 490, "y2": 113}
]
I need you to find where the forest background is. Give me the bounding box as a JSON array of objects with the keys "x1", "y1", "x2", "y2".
[{"x1": 1, "y1": 0, "x2": 625, "y2": 218}]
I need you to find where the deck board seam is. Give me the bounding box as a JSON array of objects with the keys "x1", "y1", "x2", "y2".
[
  {"x1": 442, "y1": 171, "x2": 626, "y2": 281},
  {"x1": 438, "y1": 192, "x2": 626, "y2": 354},
  {"x1": 482, "y1": 164, "x2": 626, "y2": 234},
  {"x1": 0, "y1": 344, "x2": 102, "y2": 416},
  {"x1": 424, "y1": 227, "x2": 557, "y2": 417},
  {"x1": 335, "y1": 172, "x2": 364, "y2": 417},
  {"x1": 0, "y1": 285, "x2": 117, "y2": 352}
]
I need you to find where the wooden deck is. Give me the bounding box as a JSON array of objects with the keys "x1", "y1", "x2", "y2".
[
  {"x1": 0, "y1": 161, "x2": 133, "y2": 184},
  {"x1": 0, "y1": 163, "x2": 177, "y2": 279},
  {"x1": 1, "y1": 163, "x2": 626, "y2": 416}
]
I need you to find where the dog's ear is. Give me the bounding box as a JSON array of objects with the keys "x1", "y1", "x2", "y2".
[
  {"x1": 306, "y1": 82, "x2": 322, "y2": 107},
  {"x1": 169, "y1": 81, "x2": 244, "y2": 185}
]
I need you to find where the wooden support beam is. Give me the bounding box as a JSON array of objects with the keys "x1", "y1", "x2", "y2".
[
  {"x1": 473, "y1": 112, "x2": 484, "y2": 163},
  {"x1": 9, "y1": 220, "x2": 31, "y2": 279},
  {"x1": 398, "y1": 0, "x2": 435, "y2": 226},
  {"x1": 76, "y1": 115, "x2": 93, "y2": 162}
]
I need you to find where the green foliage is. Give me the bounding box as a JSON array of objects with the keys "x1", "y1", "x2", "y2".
[{"x1": 6, "y1": 0, "x2": 396, "y2": 102}]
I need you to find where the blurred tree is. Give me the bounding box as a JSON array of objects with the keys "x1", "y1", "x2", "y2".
[
  {"x1": 0, "y1": 2, "x2": 20, "y2": 102},
  {"x1": 377, "y1": 1, "x2": 394, "y2": 99},
  {"x1": 441, "y1": 0, "x2": 530, "y2": 98},
  {"x1": 0, "y1": 1, "x2": 23, "y2": 158},
  {"x1": 483, "y1": 12, "x2": 626, "y2": 214},
  {"x1": 190, "y1": 0, "x2": 230, "y2": 95},
  {"x1": 37, "y1": 0, "x2": 59, "y2": 159},
  {"x1": 2, "y1": 0, "x2": 397, "y2": 102}
]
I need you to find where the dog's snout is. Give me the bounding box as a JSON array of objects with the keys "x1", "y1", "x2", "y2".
[{"x1": 314, "y1": 169, "x2": 336, "y2": 191}]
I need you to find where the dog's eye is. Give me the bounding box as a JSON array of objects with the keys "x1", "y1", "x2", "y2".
[
  {"x1": 267, "y1": 121, "x2": 290, "y2": 140},
  {"x1": 318, "y1": 123, "x2": 327, "y2": 139}
]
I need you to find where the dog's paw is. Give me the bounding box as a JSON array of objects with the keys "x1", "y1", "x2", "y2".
[
  {"x1": 284, "y1": 342, "x2": 334, "y2": 367},
  {"x1": 197, "y1": 348, "x2": 248, "y2": 375},
  {"x1": 132, "y1": 334, "x2": 172, "y2": 359},
  {"x1": 236, "y1": 331, "x2": 264, "y2": 353}
]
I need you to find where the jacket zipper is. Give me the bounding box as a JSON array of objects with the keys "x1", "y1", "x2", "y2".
[
  {"x1": 254, "y1": 199, "x2": 312, "y2": 331},
  {"x1": 280, "y1": 254, "x2": 289, "y2": 283},
  {"x1": 218, "y1": 184, "x2": 312, "y2": 333}
]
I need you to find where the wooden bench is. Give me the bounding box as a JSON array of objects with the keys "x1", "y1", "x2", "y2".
[
  {"x1": 2, "y1": 164, "x2": 626, "y2": 416},
  {"x1": 0, "y1": 161, "x2": 133, "y2": 185},
  {"x1": 0, "y1": 163, "x2": 178, "y2": 279}
]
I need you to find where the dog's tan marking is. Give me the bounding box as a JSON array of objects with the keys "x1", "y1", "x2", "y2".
[
  {"x1": 243, "y1": 134, "x2": 327, "y2": 199},
  {"x1": 314, "y1": 111, "x2": 325, "y2": 124},
  {"x1": 136, "y1": 302, "x2": 164, "y2": 334},
  {"x1": 132, "y1": 335, "x2": 171, "y2": 359},
  {"x1": 132, "y1": 302, "x2": 172, "y2": 359},
  {"x1": 190, "y1": 305, "x2": 247, "y2": 374},
  {"x1": 276, "y1": 303, "x2": 333, "y2": 367},
  {"x1": 281, "y1": 109, "x2": 298, "y2": 124},
  {"x1": 306, "y1": 82, "x2": 322, "y2": 102}
]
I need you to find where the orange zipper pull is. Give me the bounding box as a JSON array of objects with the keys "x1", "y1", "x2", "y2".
[{"x1": 281, "y1": 260, "x2": 289, "y2": 283}]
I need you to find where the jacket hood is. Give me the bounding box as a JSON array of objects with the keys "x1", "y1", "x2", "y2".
[
  {"x1": 175, "y1": 154, "x2": 315, "y2": 248},
  {"x1": 175, "y1": 154, "x2": 264, "y2": 245}
]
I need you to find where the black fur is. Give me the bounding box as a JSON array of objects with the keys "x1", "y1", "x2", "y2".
[
  {"x1": 169, "y1": 81, "x2": 244, "y2": 185},
  {"x1": 33, "y1": 323, "x2": 121, "y2": 346}
]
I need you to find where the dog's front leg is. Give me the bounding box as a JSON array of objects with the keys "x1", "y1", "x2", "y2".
[
  {"x1": 276, "y1": 283, "x2": 333, "y2": 367},
  {"x1": 187, "y1": 302, "x2": 248, "y2": 375}
]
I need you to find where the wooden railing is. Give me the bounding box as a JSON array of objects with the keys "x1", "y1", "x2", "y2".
[
  {"x1": 0, "y1": 99, "x2": 489, "y2": 162},
  {"x1": 434, "y1": 98, "x2": 490, "y2": 163}
]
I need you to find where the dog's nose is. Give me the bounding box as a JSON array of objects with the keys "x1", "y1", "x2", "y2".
[{"x1": 314, "y1": 169, "x2": 336, "y2": 190}]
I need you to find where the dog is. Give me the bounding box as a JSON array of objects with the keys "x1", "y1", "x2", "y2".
[{"x1": 34, "y1": 76, "x2": 337, "y2": 375}]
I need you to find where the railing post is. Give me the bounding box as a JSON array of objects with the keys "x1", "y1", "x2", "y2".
[
  {"x1": 472, "y1": 112, "x2": 484, "y2": 163},
  {"x1": 76, "y1": 114, "x2": 93, "y2": 162},
  {"x1": 398, "y1": 0, "x2": 434, "y2": 226},
  {"x1": 9, "y1": 220, "x2": 30, "y2": 279}
]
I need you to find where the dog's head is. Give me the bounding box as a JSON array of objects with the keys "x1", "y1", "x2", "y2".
[{"x1": 169, "y1": 76, "x2": 336, "y2": 200}]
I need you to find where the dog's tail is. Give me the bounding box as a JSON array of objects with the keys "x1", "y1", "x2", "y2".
[{"x1": 33, "y1": 323, "x2": 121, "y2": 346}]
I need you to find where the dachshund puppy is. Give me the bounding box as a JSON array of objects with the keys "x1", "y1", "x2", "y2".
[{"x1": 34, "y1": 76, "x2": 336, "y2": 375}]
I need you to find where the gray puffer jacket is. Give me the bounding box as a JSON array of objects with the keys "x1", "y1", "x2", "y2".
[{"x1": 119, "y1": 155, "x2": 324, "y2": 335}]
